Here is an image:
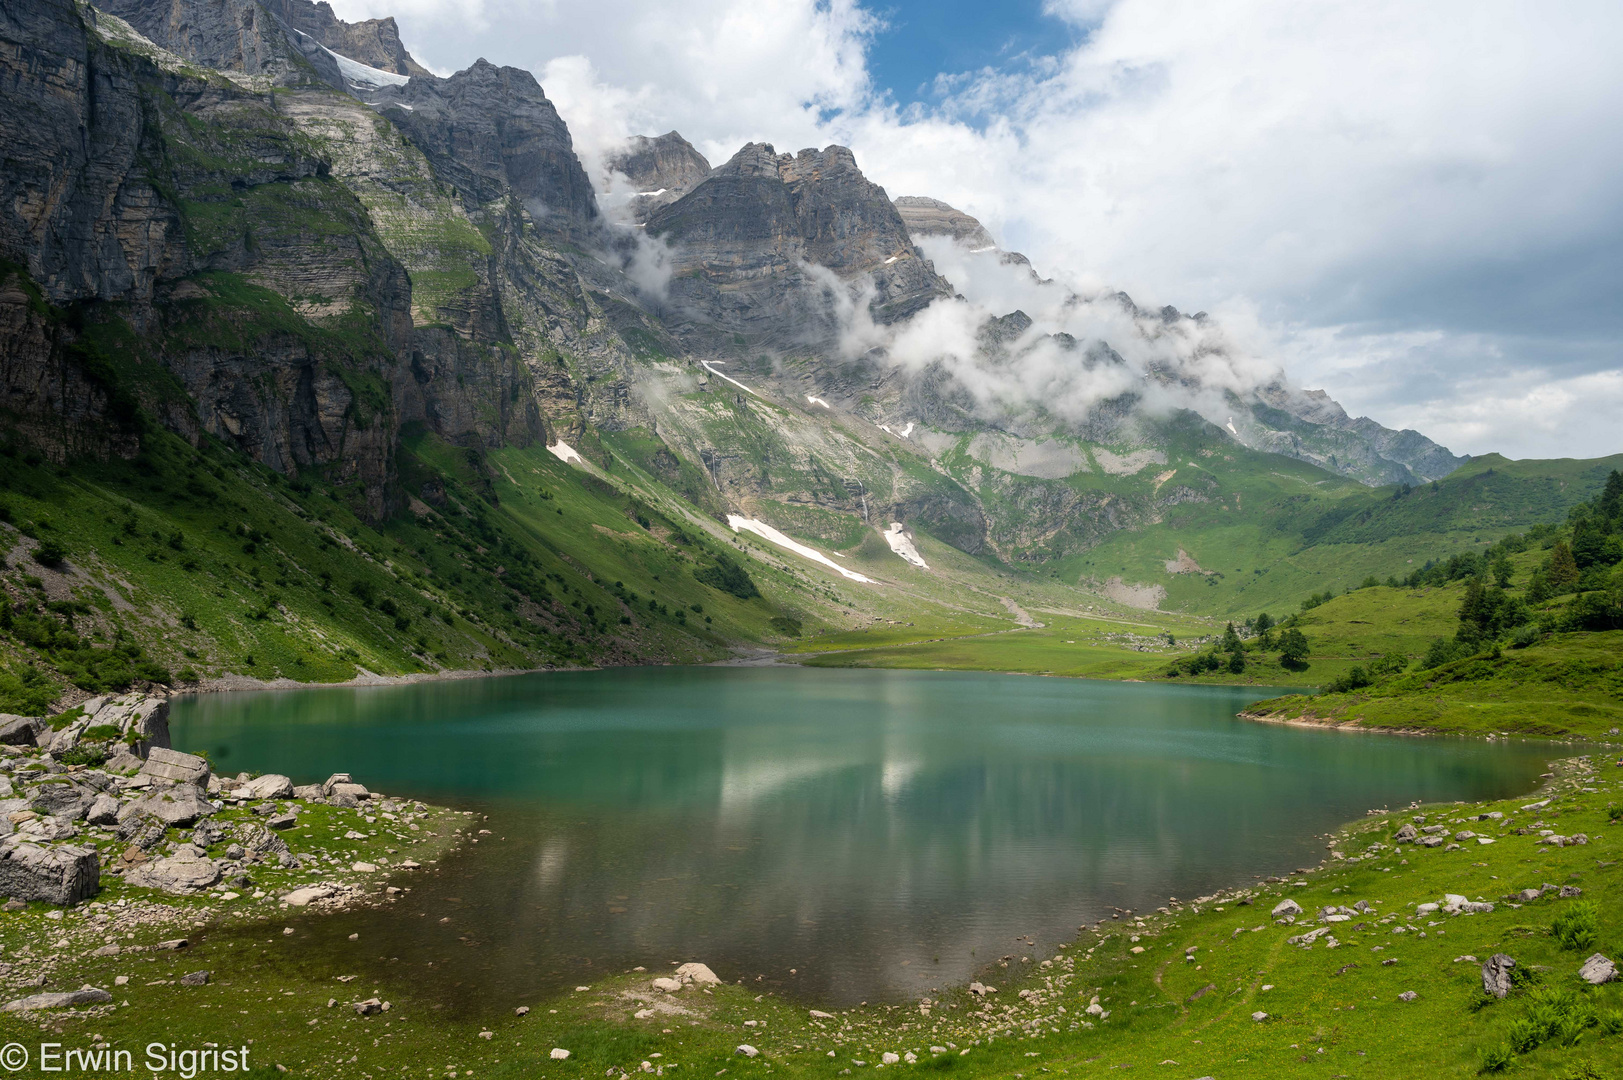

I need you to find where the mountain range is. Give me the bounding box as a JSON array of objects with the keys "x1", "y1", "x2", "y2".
[{"x1": 1, "y1": 0, "x2": 1609, "y2": 697}]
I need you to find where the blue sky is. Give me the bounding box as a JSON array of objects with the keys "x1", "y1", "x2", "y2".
[{"x1": 864, "y1": 0, "x2": 1076, "y2": 105}]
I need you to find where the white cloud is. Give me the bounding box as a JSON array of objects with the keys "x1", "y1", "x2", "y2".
[{"x1": 330, "y1": 0, "x2": 1623, "y2": 460}]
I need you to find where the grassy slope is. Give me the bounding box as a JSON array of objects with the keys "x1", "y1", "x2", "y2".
[{"x1": 9, "y1": 755, "x2": 1623, "y2": 1078}]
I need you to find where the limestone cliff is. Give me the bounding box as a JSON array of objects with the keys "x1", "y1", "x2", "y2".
[
  {"x1": 606, "y1": 131, "x2": 711, "y2": 223},
  {"x1": 646, "y1": 143, "x2": 951, "y2": 342}
]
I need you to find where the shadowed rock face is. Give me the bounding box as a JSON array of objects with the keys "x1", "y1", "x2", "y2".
[
  {"x1": 607, "y1": 131, "x2": 711, "y2": 222},
  {"x1": 258, "y1": 0, "x2": 430, "y2": 77},
  {"x1": 96, "y1": 0, "x2": 334, "y2": 84},
  {"x1": 647, "y1": 143, "x2": 950, "y2": 339},
  {"x1": 894, "y1": 196, "x2": 996, "y2": 250},
  {"x1": 373, "y1": 60, "x2": 597, "y2": 229}
]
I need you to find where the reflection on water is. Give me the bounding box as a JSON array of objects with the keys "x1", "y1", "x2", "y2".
[{"x1": 171, "y1": 667, "x2": 1554, "y2": 1007}]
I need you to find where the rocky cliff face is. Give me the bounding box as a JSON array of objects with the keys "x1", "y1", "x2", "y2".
[
  {"x1": 894, "y1": 196, "x2": 995, "y2": 249},
  {"x1": 646, "y1": 143, "x2": 950, "y2": 341},
  {"x1": 258, "y1": 0, "x2": 429, "y2": 77},
  {"x1": 372, "y1": 61, "x2": 597, "y2": 231},
  {"x1": 606, "y1": 131, "x2": 711, "y2": 223}
]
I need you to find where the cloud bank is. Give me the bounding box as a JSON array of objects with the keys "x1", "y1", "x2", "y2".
[{"x1": 327, "y1": 0, "x2": 1623, "y2": 460}]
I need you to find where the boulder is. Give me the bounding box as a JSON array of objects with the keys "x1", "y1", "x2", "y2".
[
  {"x1": 292, "y1": 785, "x2": 323, "y2": 800},
  {"x1": 735, "y1": 1046, "x2": 759, "y2": 1058},
  {"x1": 1560, "y1": 885, "x2": 1584, "y2": 898},
  {"x1": 140, "y1": 748, "x2": 209, "y2": 787},
  {"x1": 2, "y1": 985, "x2": 113, "y2": 1012},
  {"x1": 1392, "y1": 823, "x2": 1418, "y2": 843},
  {"x1": 85, "y1": 793, "x2": 121, "y2": 826},
  {"x1": 236, "y1": 822, "x2": 290, "y2": 859},
  {"x1": 675, "y1": 962, "x2": 721, "y2": 986},
  {"x1": 0, "y1": 837, "x2": 100, "y2": 904},
  {"x1": 285, "y1": 885, "x2": 335, "y2": 906},
  {"x1": 1580, "y1": 954, "x2": 1616, "y2": 986},
  {"x1": 103, "y1": 749, "x2": 145, "y2": 775},
  {"x1": 1482, "y1": 953, "x2": 1516, "y2": 998},
  {"x1": 29, "y1": 781, "x2": 93, "y2": 819},
  {"x1": 128, "y1": 787, "x2": 216, "y2": 827},
  {"x1": 1271, "y1": 899, "x2": 1302, "y2": 919},
  {"x1": 322, "y1": 773, "x2": 354, "y2": 797},
  {"x1": 115, "y1": 812, "x2": 169, "y2": 852},
  {"x1": 354, "y1": 998, "x2": 384, "y2": 1016},
  {"x1": 0, "y1": 714, "x2": 45, "y2": 746},
  {"x1": 651, "y1": 977, "x2": 682, "y2": 993},
  {"x1": 1513, "y1": 889, "x2": 1542, "y2": 903},
  {"x1": 243, "y1": 774, "x2": 294, "y2": 800},
  {"x1": 179, "y1": 971, "x2": 211, "y2": 987},
  {"x1": 125, "y1": 846, "x2": 220, "y2": 894}
]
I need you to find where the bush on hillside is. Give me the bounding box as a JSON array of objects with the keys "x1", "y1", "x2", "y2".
[{"x1": 694, "y1": 554, "x2": 760, "y2": 600}]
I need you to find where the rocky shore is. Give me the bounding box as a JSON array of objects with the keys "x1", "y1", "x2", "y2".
[{"x1": 0, "y1": 692, "x2": 464, "y2": 1014}]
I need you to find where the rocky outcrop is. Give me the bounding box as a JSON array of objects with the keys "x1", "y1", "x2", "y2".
[
  {"x1": 647, "y1": 143, "x2": 951, "y2": 339},
  {"x1": 0, "y1": 837, "x2": 100, "y2": 905},
  {"x1": 93, "y1": 0, "x2": 333, "y2": 85},
  {"x1": 607, "y1": 131, "x2": 712, "y2": 222},
  {"x1": 1244, "y1": 382, "x2": 1466, "y2": 485},
  {"x1": 893, "y1": 196, "x2": 995, "y2": 249},
  {"x1": 373, "y1": 60, "x2": 598, "y2": 231},
  {"x1": 258, "y1": 0, "x2": 431, "y2": 77}
]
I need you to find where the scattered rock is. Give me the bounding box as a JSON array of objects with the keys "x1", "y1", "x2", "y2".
[
  {"x1": 550, "y1": 1048, "x2": 571, "y2": 1061},
  {"x1": 1560, "y1": 885, "x2": 1584, "y2": 898},
  {"x1": 736, "y1": 1045, "x2": 759, "y2": 1058},
  {"x1": 285, "y1": 886, "x2": 335, "y2": 907},
  {"x1": 651, "y1": 978, "x2": 682, "y2": 993},
  {"x1": 156, "y1": 938, "x2": 188, "y2": 950},
  {"x1": 1580, "y1": 954, "x2": 1617, "y2": 986},
  {"x1": 140, "y1": 748, "x2": 210, "y2": 787},
  {"x1": 674, "y1": 962, "x2": 721, "y2": 986},
  {"x1": 124, "y1": 846, "x2": 220, "y2": 895},
  {"x1": 179, "y1": 971, "x2": 211, "y2": 986},
  {"x1": 242, "y1": 775, "x2": 294, "y2": 800},
  {"x1": 1252, "y1": 1011, "x2": 1268, "y2": 1022},
  {"x1": 354, "y1": 998, "x2": 384, "y2": 1016},
  {"x1": 1479, "y1": 954, "x2": 1516, "y2": 999},
  {"x1": 1271, "y1": 899, "x2": 1302, "y2": 918},
  {"x1": 127, "y1": 786, "x2": 216, "y2": 828},
  {"x1": 515, "y1": 1006, "x2": 530, "y2": 1016},
  {"x1": 1392, "y1": 823, "x2": 1418, "y2": 843},
  {"x1": 2, "y1": 985, "x2": 112, "y2": 1012},
  {"x1": 0, "y1": 837, "x2": 100, "y2": 905},
  {"x1": 1398, "y1": 991, "x2": 1417, "y2": 1002}
]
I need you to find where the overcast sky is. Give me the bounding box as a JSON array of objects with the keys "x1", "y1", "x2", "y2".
[{"x1": 329, "y1": 0, "x2": 1623, "y2": 462}]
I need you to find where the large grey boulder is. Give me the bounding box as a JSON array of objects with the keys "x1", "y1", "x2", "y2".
[
  {"x1": 126, "y1": 786, "x2": 216, "y2": 827},
  {"x1": 1481, "y1": 954, "x2": 1516, "y2": 998},
  {"x1": 0, "y1": 837, "x2": 100, "y2": 905},
  {"x1": 28, "y1": 780, "x2": 93, "y2": 819},
  {"x1": 2, "y1": 985, "x2": 113, "y2": 1012},
  {"x1": 1580, "y1": 954, "x2": 1617, "y2": 986},
  {"x1": 140, "y1": 747, "x2": 209, "y2": 786},
  {"x1": 1392, "y1": 823, "x2": 1418, "y2": 843},
  {"x1": 85, "y1": 793, "x2": 121, "y2": 826},
  {"x1": 124, "y1": 845, "x2": 220, "y2": 894},
  {"x1": 0, "y1": 715, "x2": 45, "y2": 746},
  {"x1": 1271, "y1": 898, "x2": 1302, "y2": 918},
  {"x1": 241, "y1": 774, "x2": 294, "y2": 800},
  {"x1": 235, "y1": 822, "x2": 290, "y2": 860}
]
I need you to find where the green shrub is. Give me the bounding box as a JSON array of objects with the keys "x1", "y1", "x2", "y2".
[
  {"x1": 694, "y1": 554, "x2": 759, "y2": 600},
  {"x1": 32, "y1": 539, "x2": 66, "y2": 567},
  {"x1": 80, "y1": 723, "x2": 122, "y2": 742},
  {"x1": 1478, "y1": 1043, "x2": 1513, "y2": 1073},
  {"x1": 1553, "y1": 901, "x2": 1600, "y2": 951},
  {"x1": 57, "y1": 744, "x2": 108, "y2": 767}
]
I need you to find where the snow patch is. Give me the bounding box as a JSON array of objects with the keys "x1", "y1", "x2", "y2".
[
  {"x1": 806, "y1": 395, "x2": 831, "y2": 409},
  {"x1": 1225, "y1": 416, "x2": 1239, "y2": 436},
  {"x1": 637, "y1": 189, "x2": 668, "y2": 197},
  {"x1": 898, "y1": 422, "x2": 915, "y2": 438},
  {"x1": 701, "y1": 360, "x2": 754, "y2": 396},
  {"x1": 293, "y1": 30, "x2": 410, "y2": 88},
  {"x1": 546, "y1": 441, "x2": 584, "y2": 465},
  {"x1": 884, "y1": 256, "x2": 899, "y2": 265},
  {"x1": 882, "y1": 523, "x2": 928, "y2": 569},
  {"x1": 727, "y1": 517, "x2": 874, "y2": 584}
]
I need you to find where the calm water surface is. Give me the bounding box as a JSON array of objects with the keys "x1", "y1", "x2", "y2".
[{"x1": 170, "y1": 667, "x2": 1555, "y2": 1007}]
